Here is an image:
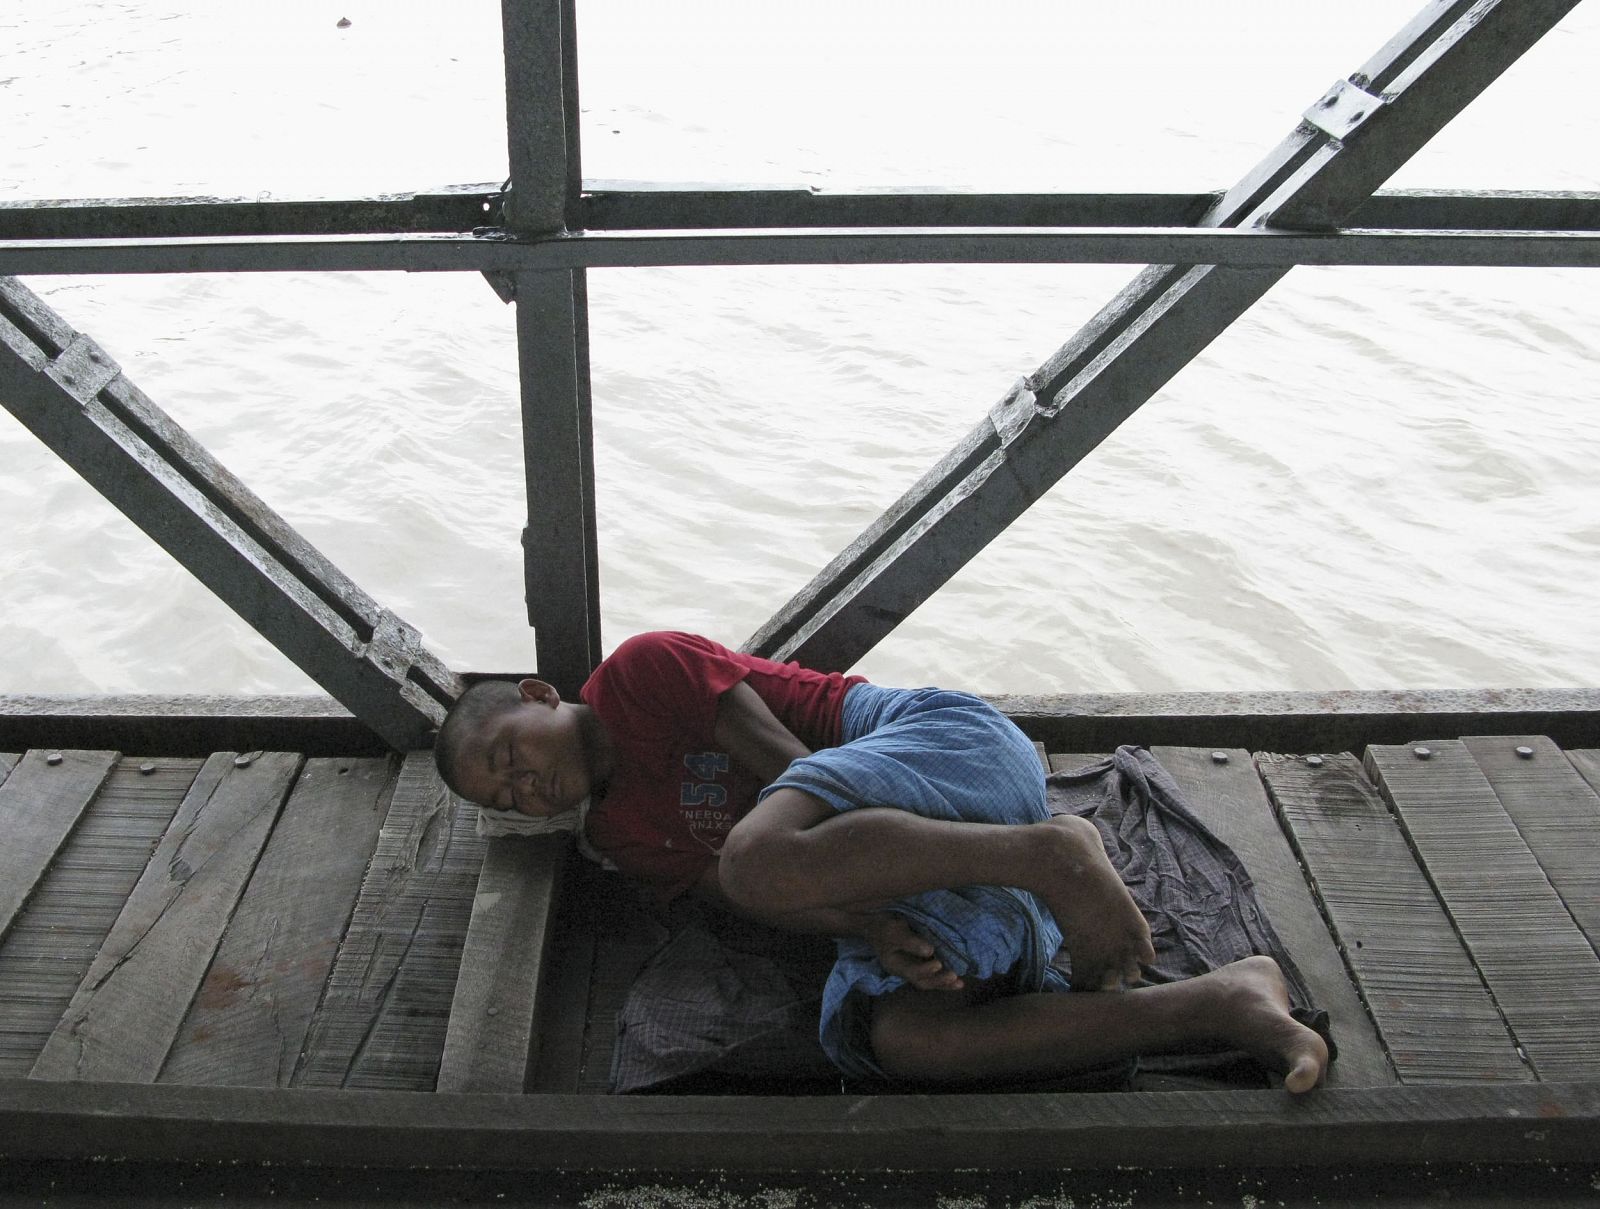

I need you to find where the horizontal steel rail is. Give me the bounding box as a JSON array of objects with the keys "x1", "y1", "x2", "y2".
[
  {"x1": 3, "y1": 225, "x2": 1600, "y2": 276},
  {"x1": 3, "y1": 188, "x2": 1596, "y2": 239}
]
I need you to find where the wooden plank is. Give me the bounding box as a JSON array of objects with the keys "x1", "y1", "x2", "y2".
[
  {"x1": 1462, "y1": 736, "x2": 1600, "y2": 952},
  {"x1": 992, "y1": 686, "x2": 1600, "y2": 759},
  {"x1": 437, "y1": 834, "x2": 569, "y2": 1093},
  {"x1": 295, "y1": 752, "x2": 487, "y2": 1091},
  {"x1": 1152, "y1": 747, "x2": 1393, "y2": 1087},
  {"x1": 0, "y1": 749, "x2": 118, "y2": 944},
  {"x1": 1365, "y1": 741, "x2": 1600, "y2": 1081},
  {"x1": 1029, "y1": 740, "x2": 1049, "y2": 774},
  {"x1": 1047, "y1": 752, "x2": 1108, "y2": 773},
  {"x1": 1257, "y1": 752, "x2": 1529, "y2": 1084},
  {"x1": 1570, "y1": 748, "x2": 1600, "y2": 798},
  {"x1": 0, "y1": 756, "x2": 200, "y2": 1076},
  {"x1": 30, "y1": 753, "x2": 299, "y2": 1083},
  {"x1": 0, "y1": 751, "x2": 17, "y2": 784},
  {"x1": 158, "y1": 757, "x2": 394, "y2": 1088},
  {"x1": 3, "y1": 1077, "x2": 1600, "y2": 1174}
]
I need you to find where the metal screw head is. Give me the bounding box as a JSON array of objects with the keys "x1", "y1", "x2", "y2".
[
  {"x1": 139, "y1": 762, "x2": 157, "y2": 775},
  {"x1": 1413, "y1": 746, "x2": 1433, "y2": 760},
  {"x1": 1211, "y1": 751, "x2": 1229, "y2": 764},
  {"x1": 46, "y1": 752, "x2": 64, "y2": 766},
  {"x1": 486, "y1": 1006, "x2": 499, "y2": 1017},
  {"x1": 234, "y1": 754, "x2": 253, "y2": 768},
  {"x1": 1515, "y1": 745, "x2": 1535, "y2": 759},
  {"x1": 1305, "y1": 754, "x2": 1325, "y2": 767}
]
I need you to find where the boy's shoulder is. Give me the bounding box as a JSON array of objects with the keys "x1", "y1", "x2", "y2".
[{"x1": 585, "y1": 632, "x2": 751, "y2": 731}]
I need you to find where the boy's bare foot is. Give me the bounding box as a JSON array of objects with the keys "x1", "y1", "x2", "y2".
[
  {"x1": 1209, "y1": 955, "x2": 1329, "y2": 1093},
  {"x1": 1036, "y1": 814, "x2": 1156, "y2": 990}
]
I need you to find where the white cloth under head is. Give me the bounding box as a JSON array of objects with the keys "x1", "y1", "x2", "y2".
[{"x1": 472, "y1": 795, "x2": 614, "y2": 868}]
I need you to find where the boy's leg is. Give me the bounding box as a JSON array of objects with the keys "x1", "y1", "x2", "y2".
[
  {"x1": 869, "y1": 955, "x2": 1328, "y2": 1093},
  {"x1": 719, "y1": 786, "x2": 1155, "y2": 991}
]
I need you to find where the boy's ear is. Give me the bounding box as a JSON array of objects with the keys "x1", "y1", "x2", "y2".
[{"x1": 517, "y1": 678, "x2": 561, "y2": 707}]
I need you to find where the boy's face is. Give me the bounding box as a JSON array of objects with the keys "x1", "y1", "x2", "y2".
[{"x1": 451, "y1": 679, "x2": 592, "y2": 817}]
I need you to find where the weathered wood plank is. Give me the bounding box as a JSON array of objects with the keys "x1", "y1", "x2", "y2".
[
  {"x1": 1569, "y1": 748, "x2": 1600, "y2": 798},
  {"x1": 1257, "y1": 752, "x2": 1529, "y2": 1084},
  {"x1": 158, "y1": 757, "x2": 394, "y2": 1088},
  {"x1": 0, "y1": 749, "x2": 118, "y2": 944},
  {"x1": 1046, "y1": 752, "x2": 1108, "y2": 773},
  {"x1": 0, "y1": 756, "x2": 200, "y2": 1076},
  {"x1": 437, "y1": 834, "x2": 569, "y2": 1094},
  {"x1": 1461, "y1": 736, "x2": 1600, "y2": 953},
  {"x1": 1152, "y1": 747, "x2": 1393, "y2": 1087},
  {"x1": 30, "y1": 753, "x2": 299, "y2": 1083},
  {"x1": 295, "y1": 753, "x2": 487, "y2": 1090},
  {"x1": 1365, "y1": 741, "x2": 1600, "y2": 1081},
  {"x1": 3, "y1": 1077, "x2": 1599, "y2": 1173}
]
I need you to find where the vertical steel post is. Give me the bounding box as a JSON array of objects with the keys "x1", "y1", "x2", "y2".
[{"x1": 501, "y1": 0, "x2": 600, "y2": 698}]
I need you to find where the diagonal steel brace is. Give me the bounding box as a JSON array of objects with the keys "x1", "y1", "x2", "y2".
[
  {"x1": 0, "y1": 276, "x2": 460, "y2": 749},
  {"x1": 746, "y1": 0, "x2": 1584, "y2": 670}
]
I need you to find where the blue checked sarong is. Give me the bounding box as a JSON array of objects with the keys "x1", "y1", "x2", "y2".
[{"x1": 761, "y1": 683, "x2": 1068, "y2": 1082}]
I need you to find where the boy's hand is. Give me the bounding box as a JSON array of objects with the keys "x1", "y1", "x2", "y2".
[{"x1": 864, "y1": 914, "x2": 964, "y2": 992}]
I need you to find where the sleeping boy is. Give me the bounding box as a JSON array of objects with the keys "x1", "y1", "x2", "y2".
[{"x1": 435, "y1": 630, "x2": 1326, "y2": 1090}]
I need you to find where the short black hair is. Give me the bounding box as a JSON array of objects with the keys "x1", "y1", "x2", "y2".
[{"x1": 434, "y1": 679, "x2": 524, "y2": 798}]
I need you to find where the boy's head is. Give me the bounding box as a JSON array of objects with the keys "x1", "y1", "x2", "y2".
[{"x1": 434, "y1": 678, "x2": 595, "y2": 817}]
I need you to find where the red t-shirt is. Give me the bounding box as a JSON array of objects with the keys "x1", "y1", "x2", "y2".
[{"x1": 581, "y1": 631, "x2": 864, "y2": 901}]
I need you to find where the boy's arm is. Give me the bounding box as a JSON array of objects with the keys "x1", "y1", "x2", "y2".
[
  {"x1": 711, "y1": 680, "x2": 810, "y2": 782},
  {"x1": 706, "y1": 682, "x2": 963, "y2": 991},
  {"x1": 692, "y1": 860, "x2": 963, "y2": 992}
]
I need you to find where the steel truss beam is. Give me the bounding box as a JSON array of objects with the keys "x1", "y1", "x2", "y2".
[
  {"x1": 6, "y1": 188, "x2": 1597, "y2": 242},
  {"x1": 0, "y1": 276, "x2": 459, "y2": 750},
  {"x1": 746, "y1": 0, "x2": 1586, "y2": 670},
  {"x1": 4, "y1": 225, "x2": 1600, "y2": 276}
]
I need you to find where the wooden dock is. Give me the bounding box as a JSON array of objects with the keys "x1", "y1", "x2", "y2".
[{"x1": 3, "y1": 709, "x2": 1599, "y2": 1205}]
